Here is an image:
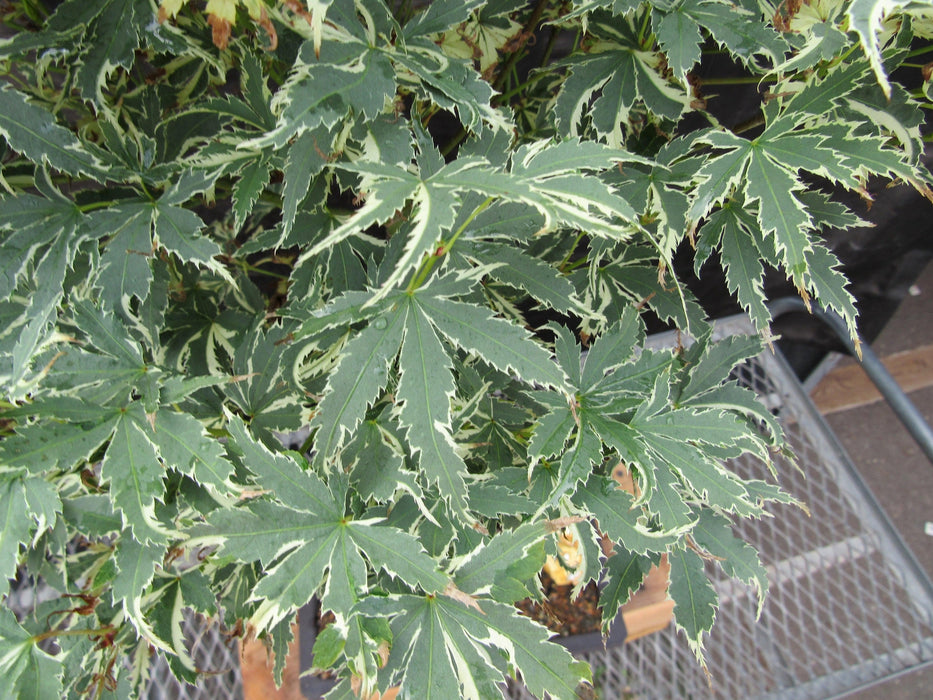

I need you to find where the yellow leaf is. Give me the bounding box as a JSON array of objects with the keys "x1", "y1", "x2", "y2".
[
  {"x1": 205, "y1": 0, "x2": 237, "y2": 23},
  {"x1": 157, "y1": 0, "x2": 186, "y2": 21}
]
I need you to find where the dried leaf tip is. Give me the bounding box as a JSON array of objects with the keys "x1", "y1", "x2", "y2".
[{"x1": 443, "y1": 582, "x2": 484, "y2": 613}]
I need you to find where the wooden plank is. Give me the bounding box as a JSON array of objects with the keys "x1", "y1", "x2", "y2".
[
  {"x1": 240, "y1": 625, "x2": 303, "y2": 700},
  {"x1": 621, "y1": 556, "x2": 675, "y2": 641},
  {"x1": 612, "y1": 462, "x2": 675, "y2": 641},
  {"x1": 810, "y1": 344, "x2": 933, "y2": 414},
  {"x1": 241, "y1": 627, "x2": 398, "y2": 700}
]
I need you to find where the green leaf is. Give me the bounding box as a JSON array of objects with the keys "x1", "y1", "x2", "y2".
[
  {"x1": 344, "y1": 419, "x2": 412, "y2": 501},
  {"x1": 377, "y1": 182, "x2": 460, "y2": 305},
  {"x1": 232, "y1": 155, "x2": 273, "y2": 231},
  {"x1": 261, "y1": 44, "x2": 394, "y2": 147},
  {"x1": 311, "y1": 623, "x2": 345, "y2": 670},
  {"x1": 153, "y1": 202, "x2": 223, "y2": 270},
  {"x1": 744, "y1": 150, "x2": 812, "y2": 284},
  {"x1": 281, "y1": 127, "x2": 333, "y2": 240},
  {"x1": 377, "y1": 595, "x2": 467, "y2": 699},
  {"x1": 847, "y1": 0, "x2": 924, "y2": 97},
  {"x1": 226, "y1": 416, "x2": 336, "y2": 516},
  {"x1": 361, "y1": 594, "x2": 590, "y2": 700},
  {"x1": 299, "y1": 177, "x2": 418, "y2": 269},
  {"x1": 397, "y1": 303, "x2": 471, "y2": 521},
  {"x1": 599, "y1": 547, "x2": 652, "y2": 633},
  {"x1": 546, "y1": 425, "x2": 602, "y2": 511},
  {"x1": 511, "y1": 138, "x2": 653, "y2": 179},
  {"x1": 22, "y1": 476, "x2": 60, "y2": 533},
  {"x1": 151, "y1": 410, "x2": 234, "y2": 496},
  {"x1": 778, "y1": 19, "x2": 849, "y2": 73},
  {"x1": 654, "y1": 4, "x2": 703, "y2": 83},
  {"x1": 685, "y1": 0, "x2": 785, "y2": 67},
  {"x1": 0, "y1": 85, "x2": 108, "y2": 178},
  {"x1": 643, "y1": 456, "x2": 698, "y2": 533},
  {"x1": 395, "y1": 40, "x2": 505, "y2": 131},
  {"x1": 222, "y1": 324, "x2": 308, "y2": 434},
  {"x1": 693, "y1": 510, "x2": 768, "y2": 617},
  {"x1": 311, "y1": 307, "x2": 406, "y2": 466},
  {"x1": 414, "y1": 292, "x2": 567, "y2": 388},
  {"x1": 42, "y1": 349, "x2": 146, "y2": 401},
  {"x1": 700, "y1": 201, "x2": 771, "y2": 335},
  {"x1": 111, "y1": 532, "x2": 167, "y2": 651},
  {"x1": 94, "y1": 203, "x2": 155, "y2": 312},
  {"x1": 404, "y1": 0, "x2": 485, "y2": 37},
  {"x1": 687, "y1": 133, "x2": 752, "y2": 225},
  {"x1": 804, "y1": 242, "x2": 859, "y2": 340},
  {"x1": 453, "y1": 521, "x2": 551, "y2": 595},
  {"x1": 553, "y1": 22, "x2": 690, "y2": 144},
  {"x1": 680, "y1": 382, "x2": 783, "y2": 447},
  {"x1": 9, "y1": 234, "x2": 72, "y2": 390},
  {"x1": 149, "y1": 572, "x2": 216, "y2": 683},
  {"x1": 0, "y1": 477, "x2": 30, "y2": 593},
  {"x1": 669, "y1": 546, "x2": 718, "y2": 663},
  {"x1": 0, "y1": 608, "x2": 63, "y2": 700},
  {"x1": 466, "y1": 242, "x2": 585, "y2": 315},
  {"x1": 572, "y1": 474, "x2": 677, "y2": 554},
  {"x1": 70, "y1": 299, "x2": 144, "y2": 366},
  {"x1": 102, "y1": 404, "x2": 171, "y2": 543},
  {"x1": 441, "y1": 597, "x2": 591, "y2": 700},
  {"x1": 602, "y1": 260, "x2": 706, "y2": 335},
  {"x1": 632, "y1": 410, "x2": 757, "y2": 514},
  {"x1": 346, "y1": 520, "x2": 449, "y2": 593},
  {"x1": 679, "y1": 334, "x2": 762, "y2": 402},
  {"x1": 0, "y1": 415, "x2": 118, "y2": 473},
  {"x1": 0, "y1": 193, "x2": 81, "y2": 301},
  {"x1": 190, "y1": 499, "x2": 448, "y2": 631},
  {"x1": 580, "y1": 306, "x2": 644, "y2": 390},
  {"x1": 190, "y1": 501, "x2": 339, "y2": 630},
  {"x1": 527, "y1": 406, "x2": 574, "y2": 461},
  {"x1": 74, "y1": 0, "x2": 142, "y2": 104},
  {"x1": 304, "y1": 155, "x2": 474, "y2": 303}
]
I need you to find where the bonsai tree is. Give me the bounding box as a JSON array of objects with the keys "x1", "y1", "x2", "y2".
[{"x1": 0, "y1": 0, "x2": 929, "y2": 697}]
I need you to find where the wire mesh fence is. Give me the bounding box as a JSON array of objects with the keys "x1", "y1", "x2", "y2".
[
  {"x1": 508, "y1": 315, "x2": 933, "y2": 699},
  {"x1": 143, "y1": 614, "x2": 243, "y2": 700}
]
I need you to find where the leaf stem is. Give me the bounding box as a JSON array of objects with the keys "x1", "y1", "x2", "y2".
[
  {"x1": 491, "y1": 0, "x2": 550, "y2": 92},
  {"x1": 137, "y1": 180, "x2": 156, "y2": 202},
  {"x1": 32, "y1": 625, "x2": 115, "y2": 644},
  {"x1": 828, "y1": 43, "x2": 860, "y2": 68},
  {"x1": 636, "y1": 10, "x2": 652, "y2": 46},
  {"x1": 496, "y1": 72, "x2": 548, "y2": 103},
  {"x1": 558, "y1": 231, "x2": 586, "y2": 271},
  {"x1": 733, "y1": 114, "x2": 766, "y2": 134},
  {"x1": 406, "y1": 196, "x2": 494, "y2": 292},
  {"x1": 906, "y1": 44, "x2": 933, "y2": 59},
  {"x1": 234, "y1": 260, "x2": 291, "y2": 280},
  {"x1": 540, "y1": 25, "x2": 560, "y2": 69},
  {"x1": 77, "y1": 200, "x2": 118, "y2": 213},
  {"x1": 699, "y1": 76, "x2": 777, "y2": 86}
]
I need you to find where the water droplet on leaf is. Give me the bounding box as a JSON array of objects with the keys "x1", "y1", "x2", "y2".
[{"x1": 372, "y1": 317, "x2": 387, "y2": 330}]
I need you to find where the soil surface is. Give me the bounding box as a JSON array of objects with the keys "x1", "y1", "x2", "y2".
[{"x1": 515, "y1": 571, "x2": 603, "y2": 637}]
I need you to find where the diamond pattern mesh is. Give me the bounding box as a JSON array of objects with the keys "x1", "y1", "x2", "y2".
[
  {"x1": 144, "y1": 613, "x2": 243, "y2": 700},
  {"x1": 506, "y1": 319, "x2": 933, "y2": 700}
]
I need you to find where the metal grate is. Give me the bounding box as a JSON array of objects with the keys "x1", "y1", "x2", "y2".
[
  {"x1": 144, "y1": 613, "x2": 243, "y2": 700},
  {"x1": 140, "y1": 315, "x2": 933, "y2": 699}
]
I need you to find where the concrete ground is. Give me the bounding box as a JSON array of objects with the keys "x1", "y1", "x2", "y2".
[{"x1": 810, "y1": 261, "x2": 933, "y2": 699}]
